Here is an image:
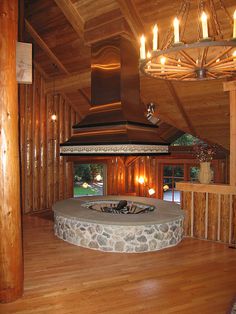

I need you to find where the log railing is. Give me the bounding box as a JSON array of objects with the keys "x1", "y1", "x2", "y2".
[{"x1": 176, "y1": 182, "x2": 236, "y2": 244}]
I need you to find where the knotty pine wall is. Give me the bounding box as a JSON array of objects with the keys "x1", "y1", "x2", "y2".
[
  {"x1": 107, "y1": 157, "x2": 126, "y2": 195},
  {"x1": 19, "y1": 69, "x2": 79, "y2": 214}
]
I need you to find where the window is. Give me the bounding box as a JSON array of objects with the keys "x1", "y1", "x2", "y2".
[
  {"x1": 189, "y1": 166, "x2": 199, "y2": 182},
  {"x1": 163, "y1": 165, "x2": 184, "y2": 203},
  {"x1": 171, "y1": 133, "x2": 199, "y2": 146},
  {"x1": 74, "y1": 163, "x2": 106, "y2": 197}
]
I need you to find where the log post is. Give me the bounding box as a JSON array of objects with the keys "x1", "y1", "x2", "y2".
[
  {"x1": 0, "y1": 0, "x2": 23, "y2": 303},
  {"x1": 224, "y1": 81, "x2": 236, "y2": 186}
]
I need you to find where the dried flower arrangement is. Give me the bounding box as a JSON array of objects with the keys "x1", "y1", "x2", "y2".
[{"x1": 193, "y1": 142, "x2": 217, "y2": 162}]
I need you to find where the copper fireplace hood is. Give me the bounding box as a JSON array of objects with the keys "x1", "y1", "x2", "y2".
[{"x1": 60, "y1": 36, "x2": 169, "y2": 156}]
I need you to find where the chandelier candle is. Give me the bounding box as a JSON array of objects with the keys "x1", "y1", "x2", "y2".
[
  {"x1": 233, "y1": 10, "x2": 236, "y2": 39},
  {"x1": 173, "y1": 18, "x2": 180, "y2": 43},
  {"x1": 201, "y1": 12, "x2": 208, "y2": 39},
  {"x1": 153, "y1": 24, "x2": 158, "y2": 50},
  {"x1": 140, "y1": 35, "x2": 146, "y2": 59}
]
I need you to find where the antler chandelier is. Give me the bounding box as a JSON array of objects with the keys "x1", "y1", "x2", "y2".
[{"x1": 139, "y1": 0, "x2": 236, "y2": 81}]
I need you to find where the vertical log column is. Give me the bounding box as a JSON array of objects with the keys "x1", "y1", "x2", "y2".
[
  {"x1": 224, "y1": 81, "x2": 236, "y2": 186},
  {"x1": 0, "y1": 0, "x2": 23, "y2": 303}
]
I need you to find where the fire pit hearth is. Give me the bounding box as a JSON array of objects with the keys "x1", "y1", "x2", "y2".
[
  {"x1": 53, "y1": 196, "x2": 184, "y2": 253},
  {"x1": 83, "y1": 200, "x2": 155, "y2": 214}
]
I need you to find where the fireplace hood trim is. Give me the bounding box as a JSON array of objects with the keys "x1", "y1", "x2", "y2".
[{"x1": 60, "y1": 143, "x2": 169, "y2": 156}]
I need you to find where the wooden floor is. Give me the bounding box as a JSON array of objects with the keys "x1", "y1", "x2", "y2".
[{"x1": 1, "y1": 213, "x2": 236, "y2": 314}]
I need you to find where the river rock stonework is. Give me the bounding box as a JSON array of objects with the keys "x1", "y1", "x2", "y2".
[{"x1": 54, "y1": 214, "x2": 184, "y2": 253}]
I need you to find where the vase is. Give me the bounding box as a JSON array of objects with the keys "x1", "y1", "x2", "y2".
[{"x1": 198, "y1": 162, "x2": 213, "y2": 184}]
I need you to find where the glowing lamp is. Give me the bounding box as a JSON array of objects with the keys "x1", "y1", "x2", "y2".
[
  {"x1": 82, "y1": 182, "x2": 88, "y2": 189},
  {"x1": 173, "y1": 17, "x2": 180, "y2": 43},
  {"x1": 233, "y1": 10, "x2": 236, "y2": 38},
  {"x1": 96, "y1": 174, "x2": 102, "y2": 181},
  {"x1": 138, "y1": 177, "x2": 145, "y2": 184},
  {"x1": 51, "y1": 114, "x2": 57, "y2": 121},
  {"x1": 140, "y1": 35, "x2": 146, "y2": 60},
  {"x1": 201, "y1": 12, "x2": 208, "y2": 39},
  {"x1": 163, "y1": 184, "x2": 169, "y2": 191},
  {"x1": 148, "y1": 188, "x2": 155, "y2": 196},
  {"x1": 153, "y1": 24, "x2": 158, "y2": 51}
]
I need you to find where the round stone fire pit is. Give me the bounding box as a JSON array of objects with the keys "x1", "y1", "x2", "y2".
[{"x1": 53, "y1": 196, "x2": 184, "y2": 253}]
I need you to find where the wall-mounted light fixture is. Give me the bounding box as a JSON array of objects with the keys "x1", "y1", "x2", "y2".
[
  {"x1": 51, "y1": 114, "x2": 57, "y2": 121},
  {"x1": 137, "y1": 176, "x2": 155, "y2": 196}
]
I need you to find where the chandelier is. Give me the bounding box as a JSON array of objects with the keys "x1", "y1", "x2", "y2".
[{"x1": 139, "y1": 0, "x2": 236, "y2": 81}]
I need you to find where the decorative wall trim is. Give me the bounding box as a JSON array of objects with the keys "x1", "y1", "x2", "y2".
[{"x1": 60, "y1": 144, "x2": 169, "y2": 155}]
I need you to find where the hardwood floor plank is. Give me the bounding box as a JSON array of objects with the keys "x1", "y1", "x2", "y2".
[{"x1": 0, "y1": 214, "x2": 236, "y2": 314}]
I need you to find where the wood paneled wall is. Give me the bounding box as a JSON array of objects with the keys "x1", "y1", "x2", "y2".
[
  {"x1": 107, "y1": 157, "x2": 125, "y2": 195},
  {"x1": 106, "y1": 156, "x2": 226, "y2": 198},
  {"x1": 177, "y1": 182, "x2": 236, "y2": 244},
  {"x1": 181, "y1": 190, "x2": 236, "y2": 244},
  {"x1": 19, "y1": 68, "x2": 79, "y2": 214}
]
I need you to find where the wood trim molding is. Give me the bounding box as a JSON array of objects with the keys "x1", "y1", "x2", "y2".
[
  {"x1": 223, "y1": 80, "x2": 236, "y2": 92},
  {"x1": 54, "y1": 0, "x2": 84, "y2": 39},
  {"x1": 25, "y1": 19, "x2": 69, "y2": 74},
  {"x1": 176, "y1": 182, "x2": 236, "y2": 194},
  {"x1": 45, "y1": 71, "x2": 91, "y2": 93},
  {"x1": 116, "y1": 0, "x2": 145, "y2": 41}
]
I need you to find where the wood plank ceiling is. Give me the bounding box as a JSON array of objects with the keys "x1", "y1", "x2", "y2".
[{"x1": 24, "y1": 0, "x2": 236, "y2": 149}]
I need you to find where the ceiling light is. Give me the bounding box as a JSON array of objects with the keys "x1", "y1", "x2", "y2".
[{"x1": 139, "y1": 1, "x2": 236, "y2": 81}]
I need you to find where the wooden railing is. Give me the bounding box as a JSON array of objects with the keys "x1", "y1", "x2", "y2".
[{"x1": 176, "y1": 182, "x2": 236, "y2": 244}]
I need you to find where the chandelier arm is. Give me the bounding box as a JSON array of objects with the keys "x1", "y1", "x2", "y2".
[
  {"x1": 209, "y1": 55, "x2": 235, "y2": 67},
  {"x1": 204, "y1": 46, "x2": 234, "y2": 67},
  {"x1": 179, "y1": 50, "x2": 197, "y2": 66},
  {"x1": 146, "y1": 68, "x2": 192, "y2": 74},
  {"x1": 207, "y1": 71, "x2": 218, "y2": 78},
  {"x1": 149, "y1": 63, "x2": 192, "y2": 71},
  {"x1": 177, "y1": 73, "x2": 196, "y2": 80},
  {"x1": 210, "y1": 61, "x2": 236, "y2": 69},
  {"x1": 159, "y1": 71, "x2": 191, "y2": 76},
  {"x1": 164, "y1": 56, "x2": 195, "y2": 69},
  {"x1": 211, "y1": 67, "x2": 236, "y2": 72},
  {"x1": 166, "y1": 71, "x2": 194, "y2": 78}
]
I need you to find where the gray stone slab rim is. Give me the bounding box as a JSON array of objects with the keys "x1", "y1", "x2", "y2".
[{"x1": 52, "y1": 195, "x2": 184, "y2": 226}]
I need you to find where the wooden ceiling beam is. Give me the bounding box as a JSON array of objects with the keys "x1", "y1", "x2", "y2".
[
  {"x1": 84, "y1": 16, "x2": 130, "y2": 45},
  {"x1": 116, "y1": 0, "x2": 145, "y2": 41},
  {"x1": 54, "y1": 0, "x2": 84, "y2": 39},
  {"x1": 79, "y1": 89, "x2": 90, "y2": 104},
  {"x1": 25, "y1": 19, "x2": 69, "y2": 75},
  {"x1": 45, "y1": 71, "x2": 91, "y2": 93},
  {"x1": 165, "y1": 81, "x2": 197, "y2": 136}
]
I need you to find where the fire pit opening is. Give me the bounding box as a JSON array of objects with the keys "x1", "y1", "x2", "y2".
[{"x1": 82, "y1": 200, "x2": 155, "y2": 214}]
